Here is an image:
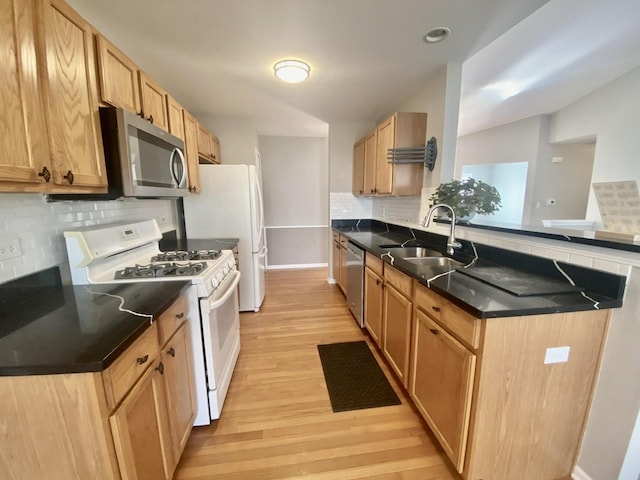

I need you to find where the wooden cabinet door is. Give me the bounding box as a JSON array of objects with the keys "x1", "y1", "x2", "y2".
[
  {"x1": 139, "y1": 71, "x2": 169, "y2": 131},
  {"x1": 160, "y1": 323, "x2": 196, "y2": 465},
  {"x1": 382, "y1": 282, "x2": 412, "y2": 387},
  {"x1": 210, "y1": 134, "x2": 221, "y2": 164},
  {"x1": 95, "y1": 34, "x2": 141, "y2": 114},
  {"x1": 0, "y1": 0, "x2": 50, "y2": 189},
  {"x1": 183, "y1": 110, "x2": 201, "y2": 193},
  {"x1": 364, "y1": 266, "x2": 383, "y2": 346},
  {"x1": 410, "y1": 309, "x2": 476, "y2": 472},
  {"x1": 363, "y1": 129, "x2": 377, "y2": 195},
  {"x1": 196, "y1": 123, "x2": 212, "y2": 157},
  {"x1": 332, "y1": 241, "x2": 341, "y2": 288},
  {"x1": 110, "y1": 361, "x2": 174, "y2": 480},
  {"x1": 352, "y1": 138, "x2": 365, "y2": 195},
  {"x1": 166, "y1": 95, "x2": 185, "y2": 141},
  {"x1": 338, "y1": 245, "x2": 347, "y2": 294},
  {"x1": 375, "y1": 115, "x2": 395, "y2": 195},
  {"x1": 41, "y1": 0, "x2": 107, "y2": 190}
]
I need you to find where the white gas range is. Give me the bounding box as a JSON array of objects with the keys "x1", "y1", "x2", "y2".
[{"x1": 64, "y1": 219, "x2": 241, "y2": 425}]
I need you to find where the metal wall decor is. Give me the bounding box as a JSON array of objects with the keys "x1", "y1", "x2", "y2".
[{"x1": 387, "y1": 136, "x2": 438, "y2": 171}]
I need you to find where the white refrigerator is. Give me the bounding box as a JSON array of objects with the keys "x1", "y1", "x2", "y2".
[{"x1": 183, "y1": 164, "x2": 267, "y2": 312}]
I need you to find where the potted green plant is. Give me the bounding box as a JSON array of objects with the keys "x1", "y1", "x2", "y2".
[{"x1": 428, "y1": 177, "x2": 502, "y2": 221}]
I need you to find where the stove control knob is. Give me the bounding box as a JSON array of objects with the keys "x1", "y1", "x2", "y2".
[
  {"x1": 216, "y1": 272, "x2": 225, "y2": 283},
  {"x1": 223, "y1": 264, "x2": 230, "y2": 274},
  {"x1": 227, "y1": 259, "x2": 235, "y2": 269},
  {"x1": 211, "y1": 277, "x2": 220, "y2": 288}
]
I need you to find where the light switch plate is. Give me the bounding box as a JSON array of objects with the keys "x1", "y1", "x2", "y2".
[{"x1": 544, "y1": 346, "x2": 570, "y2": 364}]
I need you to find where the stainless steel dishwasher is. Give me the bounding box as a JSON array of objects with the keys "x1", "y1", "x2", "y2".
[{"x1": 346, "y1": 241, "x2": 364, "y2": 327}]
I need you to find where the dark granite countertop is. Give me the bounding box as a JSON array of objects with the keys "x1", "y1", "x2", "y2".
[
  {"x1": 333, "y1": 220, "x2": 625, "y2": 319},
  {"x1": 159, "y1": 235, "x2": 239, "y2": 252},
  {"x1": 0, "y1": 268, "x2": 189, "y2": 376}
]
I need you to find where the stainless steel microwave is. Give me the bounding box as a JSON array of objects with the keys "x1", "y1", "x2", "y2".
[{"x1": 99, "y1": 106, "x2": 188, "y2": 198}]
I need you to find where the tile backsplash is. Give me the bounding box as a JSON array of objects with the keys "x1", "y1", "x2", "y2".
[{"x1": 0, "y1": 193, "x2": 177, "y2": 283}]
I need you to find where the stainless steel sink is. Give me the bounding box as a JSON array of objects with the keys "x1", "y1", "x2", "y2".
[
  {"x1": 404, "y1": 256, "x2": 463, "y2": 268},
  {"x1": 379, "y1": 246, "x2": 442, "y2": 258}
]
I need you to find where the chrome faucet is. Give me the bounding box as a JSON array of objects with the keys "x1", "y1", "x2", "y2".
[{"x1": 422, "y1": 203, "x2": 462, "y2": 255}]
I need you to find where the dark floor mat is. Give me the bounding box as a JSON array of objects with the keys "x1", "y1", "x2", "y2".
[{"x1": 317, "y1": 341, "x2": 401, "y2": 412}]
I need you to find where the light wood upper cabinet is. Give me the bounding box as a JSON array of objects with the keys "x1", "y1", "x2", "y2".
[
  {"x1": 354, "y1": 112, "x2": 427, "y2": 196},
  {"x1": 39, "y1": 0, "x2": 107, "y2": 190},
  {"x1": 363, "y1": 129, "x2": 377, "y2": 195},
  {"x1": 139, "y1": 70, "x2": 169, "y2": 131},
  {"x1": 410, "y1": 308, "x2": 476, "y2": 472},
  {"x1": 166, "y1": 95, "x2": 185, "y2": 141},
  {"x1": 352, "y1": 138, "x2": 365, "y2": 195},
  {"x1": 197, "y1": 122, "x2": 213, "y2": 157},
  {"x1": 210, "y1": 133, "x2": 221, "y2": 164},
  {"x1": 375, "y1": 115, "x2": 396, "y2": 195},
  {"x1": 0, "y1": 0, "x2": 50, "y2": 189},
  {"x1": 95, "y1": 34, "x2": 141, "y2": 115},
  {"x1": 183, "y1": 110, "x2": 201, "y2": 193},
  {"x1": 197, "y1": 123, "x2": 221, "y2": 164}
]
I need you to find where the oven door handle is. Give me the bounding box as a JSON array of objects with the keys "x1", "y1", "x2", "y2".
[{"x1": 208, "y1": 270, "x2": 241, "y2": 311}]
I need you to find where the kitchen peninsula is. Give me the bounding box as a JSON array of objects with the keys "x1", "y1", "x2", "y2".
[{"x1": 333, "y1": 218, "x2": 625, "y2": 480}]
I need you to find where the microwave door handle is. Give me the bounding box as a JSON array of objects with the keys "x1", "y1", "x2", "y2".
[{"x1": 170, "y1": 148, "x2": 187, "y2": 187}]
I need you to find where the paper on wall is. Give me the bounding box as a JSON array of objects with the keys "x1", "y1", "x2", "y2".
[{"x1": 592, "y1": 180, "x2": 640, "y2": 234}]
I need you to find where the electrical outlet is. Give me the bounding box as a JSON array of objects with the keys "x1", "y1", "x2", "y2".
[
  {"x1": 544, "y1": 346, "x2": 570, "y2": 364},
  {"x1": 0, "y1": 238, "x2": 22, "y2": 261}
]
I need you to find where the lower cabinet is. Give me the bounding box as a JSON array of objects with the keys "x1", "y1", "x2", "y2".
[
  {"x1": 332, "y1": 232, "x2": 347, "y2": 295},
  {"x1": 364, "y1": 265, "x2": 383, "y2": 344},
  {"x1": 410, "y1": 308, "x2": 476, "y2": 471},
  {"x1": 381, "y1": 265, "x2": 413, "y2": 388},
  {"x1": 161, "y1": 323, "x2": 197, "y2": 459},
  {"x1": 110, "y1": 360, "x2": 174, "y2": 480},
  {"x1": 359, "y1": 254, "x2": 611, "y2": 480},
  {"x1": 0, "y1": 293, "x2": 196, "y2": 480}
]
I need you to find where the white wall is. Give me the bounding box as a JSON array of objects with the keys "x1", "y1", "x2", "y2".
[
  {"x1": 259, "y1": 136, "x2": 329, "y2": 268},
  {"x1": 0, "y1": 194, "x2": 177, "y2": 284},
  {"x1": 549, "y1": 66, "x2": 640, "y2": 222},
  {"x1": 199, "y1": 115, "x2": 259, "y2": 166}
]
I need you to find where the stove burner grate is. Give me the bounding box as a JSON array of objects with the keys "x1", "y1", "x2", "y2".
[
  {"x1": 151, "y1": 250, "x2": 221, "y2": 262},
  {"x1": 115, "y1": 261, "x2": 209, "y2": 279}
]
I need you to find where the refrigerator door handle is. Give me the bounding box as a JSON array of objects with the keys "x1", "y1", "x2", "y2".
[
  {"x1": 258, "y1": 246, "x2": 268, "y2": 258},
  {"x1": 254, "y1": 170, "x2": 265, "y2": 247}
]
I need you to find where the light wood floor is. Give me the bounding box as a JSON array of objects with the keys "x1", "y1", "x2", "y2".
[{"x1": 175, "y1": 268, "x2": 461, "y2": 480}]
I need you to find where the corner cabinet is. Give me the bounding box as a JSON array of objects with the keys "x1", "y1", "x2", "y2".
[
  {"x1": 0, "y1": 293, "x2": 196, "y2": 480},
  {"x1": 183, "y1": 110, "x2": 202, "y2": 193},
  {"x1": 353, "y1": 112, "x2": 427, "y2": 196}
]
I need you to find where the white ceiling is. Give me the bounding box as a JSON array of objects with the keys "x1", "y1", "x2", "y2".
[{"x1": 69, "y1": 0, "x2": 640, "y2": 137}]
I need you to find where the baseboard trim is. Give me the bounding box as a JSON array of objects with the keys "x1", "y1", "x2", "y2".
[
  {"x1": 572, "y1": 466, "x2": 594, "y2": 480},
  {"x1": 267, "y1": 263, "x2": 328, "y2": 271}
]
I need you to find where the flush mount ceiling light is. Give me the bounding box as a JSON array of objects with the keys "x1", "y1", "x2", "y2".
[
  {"x1": 273, "y1": 59, "x2": 310, "y2": 83},
  {"x1": 424, "y1": 27, "x2": 450, "y2": 43}
]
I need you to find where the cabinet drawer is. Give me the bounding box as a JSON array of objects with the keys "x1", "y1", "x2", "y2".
[
  {"x1": 414, "y1": 283, "x2": 443, "y2": 321},
  {"x1": 157, "y1": 293, "x2": 188, "y2": 347},
  {"x1": 339, "y1": 235, "x2": 349, "y2": 247},
  {"x1": 384, "y1": 265, "x2": 412, "y2": 298},
  {"x1": 440, "y1": 302, "x2": 480, "y2": 350},
  {"x1": 415, "y1": 283, "x2": 480, "y2": 350},
  {"x1": 103, "y1": 323, "x2": 159, "y2": 410},
  {"x1": 365, "y1": 252, "x2": 383, "y2": 277}
]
